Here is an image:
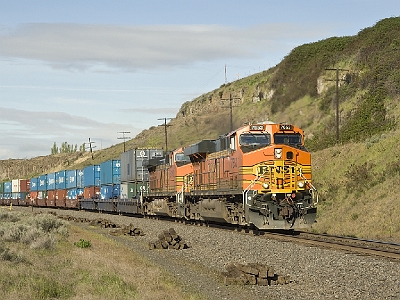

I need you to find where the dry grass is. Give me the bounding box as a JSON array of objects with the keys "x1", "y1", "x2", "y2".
[{"x1": 0, "y1": 210, "x2": 199, "y2": 300}]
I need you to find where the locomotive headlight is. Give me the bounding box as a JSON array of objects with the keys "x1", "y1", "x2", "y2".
[
  {"x1": 262, "y1": 182, "x2": 269, "y2": 189},
  {"x1": 274, "y1": 148, "x2": 282, "y2": 159},
  {"x1": 297, "y1": 181, "x2": 305, "y2": 188}
]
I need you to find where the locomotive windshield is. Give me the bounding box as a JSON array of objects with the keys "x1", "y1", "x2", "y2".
[
  {"x1": 174, "y1": 152, "x2": 191, "y2": 166},
  {"x1": 274, "y1": 133, "x2": 303, "y2": 146},
  {"x1": 175, "y1": 153, "x2": 191, "y2": 162},
  {"x1": 239, "y1": 133, "x2": 271, "y2": 146}
]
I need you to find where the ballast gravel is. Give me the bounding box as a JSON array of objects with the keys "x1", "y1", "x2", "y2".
[{"x1": 16, "y1": 207, "x2": 400, "y2": 300}]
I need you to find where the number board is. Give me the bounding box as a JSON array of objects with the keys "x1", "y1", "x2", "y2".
[
  {"x1": 250, "y1": 125, "x2": 264, "y2": 131},
  {"x1": 279, "y1": 124, "x2": 293, "y2": 131}
]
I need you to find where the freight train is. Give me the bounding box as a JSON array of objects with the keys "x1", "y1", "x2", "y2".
[{"x1": 0, "y1": 122, "x2": 318, "y2": 230}]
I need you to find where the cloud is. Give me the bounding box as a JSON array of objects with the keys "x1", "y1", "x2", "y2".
[
  {"x1": 0, "y1": 107, "x2": 142, "y2": 159},
  {"x1": 122, "y1": 107, "x2": 179, "y2": 115},
  {"x1": 0, "y1": 23, "x2": 328, "y2": 72}
]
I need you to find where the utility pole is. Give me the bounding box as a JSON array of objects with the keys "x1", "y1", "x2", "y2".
[
  {"x1": 325, "y1": 67, "x2": 349, "y2": 143},
  {"x1": 221, "y1": 93, "x2": 240, "y2": 132},
  {"x1": 117, "y1": 131, "x2": 131, "y2": 152},
  {"x1": 224, "y1": 64, "x2": 227, "y2": 84},
  {"x1": 158, "y1": 118, "x2": 172, "y2": 152},
  {"x1": 85, "y1": 138, "x2": 96, "y2": 160}
]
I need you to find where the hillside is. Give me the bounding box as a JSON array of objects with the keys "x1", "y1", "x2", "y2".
[{"x1": 1, "y1": 17, "x2": 400, "y2": 240}]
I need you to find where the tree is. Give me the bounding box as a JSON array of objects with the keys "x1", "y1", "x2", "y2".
[
  {"x1": 51, "y1": 142, "x2": 59, "y2": 155},
  {"x1": 51, "y1": 142, "x2": 84, "y2": 154}
]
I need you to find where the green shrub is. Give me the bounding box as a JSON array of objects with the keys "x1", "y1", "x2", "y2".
[{"x1": 74, "y1": 239, "x2": 92, "y2": 248}]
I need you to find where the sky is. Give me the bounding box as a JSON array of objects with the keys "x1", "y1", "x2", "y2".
[{"x1": 0, "y1": 1, "x2": 398, "y2": 160}]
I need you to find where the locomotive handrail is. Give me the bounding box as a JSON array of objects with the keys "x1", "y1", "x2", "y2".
[
  {"x1": 242, "y1": 170, "x2": 267, "y2": 208},
  {"x1": 299, "y1": 168, "x2": 319, "y2": 206}
]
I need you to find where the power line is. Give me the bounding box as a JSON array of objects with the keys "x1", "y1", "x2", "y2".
[
  {"x1": 221, "y1": 93, "x2": 241, "y2": 132},
  {"x1": 325, "y1": 67, "x2": 349, "y2": 143},
  {"x1": 117, "y1": 131, "x2": 131, "y2": 152},
  {"x1": 158, "y1": 118, "x2": 173, "y2": 152},
  {"x1": 85, "y1": 138, "x2": 96, "y2": 160}
]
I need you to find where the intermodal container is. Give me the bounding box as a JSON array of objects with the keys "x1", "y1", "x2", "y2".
[
  {"x1": 47, "y1": 190, "x2": 56, "y2": 201},
  {"x1": 83, "y1": 165, "x2": 100, "y2": 187},
  {"x1": 55, "y1": 189, "x2": 67, "y2": 207},
  {"x1": 67, "y1": 188, "x2": 83, "y2": 200},
  {"x1": 47, "y1": 173, "x2": 56, "y2": 190},
  {"x1": 100, "y1": 160, "x2": 121, "y2": 185},
  {"x1": 12, "y1": 179, "x2": 19, "y2": 193},
  {"x1": 38, "y1": 175, "x2": 47, "y2": 191},
  {"x1": 29, "y1": 191, "x2": 38, "y2": 206},
  {"x1": 66, "y1": 170, "x2": 84, "y2": 189},
  {"x1": 4, "y1": 181, "x2": 12, "y2": 193},
  {"x1": 83, "y1": 186, "x2": 100, "y2": 199},
  {"x1": 30, "y1": 177, "x2": 38, "y2": 191},
  {"x1": 30, "y1": 191, "x2": 39, "y2": 200},
  {"x1": 120, "y1": 182, "x2": 149, "y2": 199},
  {"x1": 11, "y1": 192, "x2": 27, "y2": 199},
  {"x1": 56, "y1": 170, "x2": 66, "y2": 190},
  {"x1": 120, "y1": 149, "x2": 163, "y2": 182},
  {"x1": 11, "y1": 179, "x2": 30, "y2": 193},
  {"x1": 100, "y1": 184, "x2": 120, "y2": 200}
]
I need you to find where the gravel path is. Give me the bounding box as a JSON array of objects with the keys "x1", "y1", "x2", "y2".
[{"x1": 14, "y1": 207, "x2": 400, "y2": 300}]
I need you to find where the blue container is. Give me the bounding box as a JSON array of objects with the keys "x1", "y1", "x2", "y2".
[
  {"x1": 4, "y1": 181, "x2": 12, "y2": 193},
  {"x1": 47, "y1": 173, "x2": 56, "y2": 190},
  {"x1": 66, "y1": 170, "x2": 77, "y2": 189},
  {"x1": 12, "y1": 192, "x2": 27, "y2": 199},
  {"x1": 38, "y1": 175, "x2": 47, "y2": 191},
  {"x1": 100, "y1": 160, "x2": 121, "y2": 185},
  {"x1": 100, "y1": 185, "x2": 113, "y2": 200},
  {"x1": 56, "y1": 170, "x2": 66, "y2": 190},
  {"x1": 67, "y1": 188, "x2": 84, "y2": 200},
  {"x1": 66, "y1": 170, "x2": 84, "y2": 189},
  {"x1": 30, "y1": 178, "x2": 38, "y2": 191},
  {"x1": 83, "y1": 165, "x2": 100, "y2": 187},
  {"x1": 100, "y1": 184, "x2": 120, "y2": 200},
  {"x1": 113, "y1": 184, "x2": 120, "y2": 198},
  {"x1": 77, "y1": 169, "x2": 84, "y2": 188}
]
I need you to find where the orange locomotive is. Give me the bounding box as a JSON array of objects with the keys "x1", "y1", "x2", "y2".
[{"x1": 146, "y1": 122, "x2": 317, "y2": 230}]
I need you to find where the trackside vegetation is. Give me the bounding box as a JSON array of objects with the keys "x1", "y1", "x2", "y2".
[{"x1": 0, "y1": 209, "x2": 196, "y2": 300}]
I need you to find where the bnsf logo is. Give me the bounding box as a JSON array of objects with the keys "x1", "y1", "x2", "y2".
[{"x1": 257, "y1": 165, "x2": 295, "y2": 174}]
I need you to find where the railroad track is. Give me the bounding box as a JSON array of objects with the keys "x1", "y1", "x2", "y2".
[
  {"x1": 171, "y1": 218, "x2": 400, "y2": 261},
  {"x1": 8, "y1": 205, "x2": 400, "y2": 261},
  {"x1": 253, "y1": 230, "x2": 400, "y2": 261}
]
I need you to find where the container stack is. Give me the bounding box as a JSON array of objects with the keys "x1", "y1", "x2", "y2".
[
  {"x1": 11, "y1": 179, "x2": 30, "y2": 206},
  {"x1": 65, "y1": 169, "x2": 84, "y2": 208},
  {"x1": 55, "y1": 170, "x2": 67, "y2": 207},
  {"x1": 81, "y1": 165, "x2": 101, "y2": 210},
  {"x1": 37, "y1": 174, "x2": 47, "y2": 206},
  {"x1": 118, "y1": 149, "x2": 163, "y2": 214},
  {"x1": 98, "y1": 159, "x2": 121, "y2": 212},
  {"x1": 46, "y1": 172, "x2": 56, "y2": 207}
]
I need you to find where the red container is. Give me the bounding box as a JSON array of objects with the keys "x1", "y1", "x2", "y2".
[
  {"x1": 20, "y1": 179, "x2": 30, "y2": 193},
  {"x1": 56, "y1": 190, "x2": 67, "y2": 207},
  {"x1": 29, "y1": 191, "x2": 38, "y2": 206},
  {"x1": 84, "y1": 186, "x2": 100, "y2": 199},
  {"x1": 46, "y1": 190, "x2": 56, "y2": 207}
]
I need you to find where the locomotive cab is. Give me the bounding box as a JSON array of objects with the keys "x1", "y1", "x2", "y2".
[{"x1": 241, "y1": 123, "x2": 317, "y2": 230}]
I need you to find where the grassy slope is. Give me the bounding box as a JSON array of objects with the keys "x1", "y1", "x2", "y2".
[{"x1": 311, "y1": 128, "x2": 400, "y2": 240}]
